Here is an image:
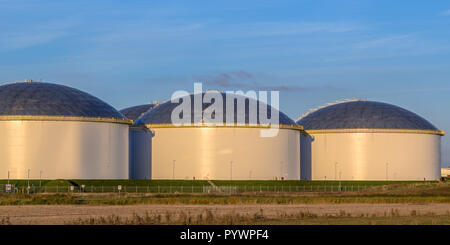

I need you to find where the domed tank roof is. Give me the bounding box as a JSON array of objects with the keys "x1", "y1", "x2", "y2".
[
  {"x1": 297, "y1": 100, "x2": 441, "y2": 132},
  {"x1": 134, "y1": 91, "x2": 298, "y2": 128},
  {"x1": 0, "y1": 82, "x2": 127, "y2": 121},
  {"x1": 120, "y1": 104, "x2": 155, "y2": 120}
]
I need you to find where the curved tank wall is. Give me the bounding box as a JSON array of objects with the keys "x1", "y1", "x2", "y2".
[
  {"x1": 129, "y1": 126, "x2": 153, "y2": 179},
  {"x1": 298, "y1": 100, "x2": 444, "y2": 181},
  {"x1": 300, "y1": 132, "x2": 313, "y2": 180},
  {"x1": 0, "y1": 81, "x2": 131, "y2": 179},
  {"x1": 0, "y1": 120, "x2": 129, "y2": 179},
  {"x1": 301, "y1": 131, "x2": 441, "y2": 181},
  {"x1": 150, "y1": 127, "x2": 300, "y2": 180},
  {"x1": 134, "y1": 91, "x2": 302, "y2": 180}
]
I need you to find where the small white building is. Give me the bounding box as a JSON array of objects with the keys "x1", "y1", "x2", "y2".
[{"x1": 442, "y1": 168, "x2": 450, "y2": 178}]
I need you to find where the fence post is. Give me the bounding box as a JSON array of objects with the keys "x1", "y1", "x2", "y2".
[{"x1": 56, "y1": 185, "x2": 58, "y2": 193}]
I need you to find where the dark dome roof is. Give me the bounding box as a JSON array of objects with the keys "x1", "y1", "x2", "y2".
[
  {"x1": 120, "y1": 104, "x2": 155, "y2": 120},
  {"x1": 0, "y1": 82, "x2": 125, "y2": 119},
  {"x1": 297, "y1": 100, "x2": 439, "y2": 131},
  {"x1": 134, "y1": 92, "x2": 296, "y2": 126}
]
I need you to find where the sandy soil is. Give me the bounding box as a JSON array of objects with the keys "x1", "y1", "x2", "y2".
[{"x1": 1, "y1": 203, "x2": 449, "y2": 225}]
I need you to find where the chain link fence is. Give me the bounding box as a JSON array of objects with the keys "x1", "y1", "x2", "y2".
[{"x1": 0, "y1": 184, "x2": 374, "y2": 194}]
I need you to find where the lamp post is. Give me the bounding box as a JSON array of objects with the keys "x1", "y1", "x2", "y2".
[
  {"x1": 386, "y1": 163, "x2": 389, "y2": 181},
  {"x1": 27, "y1": 169, "x2": 30, "y2": 195},
  {"x1": 172, "y1": 160, "x2": 176, "y2": 180},
  {"x1": 230, "y1": 161, "x2": 233, "y2": 180},
  {"x1": 27, "y1": 169, "x2": 30, "y2": 188},
  {"x1": 335, "y1": 162, "x2": 338, "y2": 180}
]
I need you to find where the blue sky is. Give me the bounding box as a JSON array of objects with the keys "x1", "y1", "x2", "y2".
[{"x1": 1, "y1": 0, "x2": 450, "y2": 166}]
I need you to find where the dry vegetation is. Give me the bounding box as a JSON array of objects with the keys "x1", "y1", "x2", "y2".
[{"x1": 67, "y1": 209, "x2": 450, "y2": 225}]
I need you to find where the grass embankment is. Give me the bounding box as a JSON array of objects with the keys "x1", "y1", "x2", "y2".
[{"x1": 0, "y1": 182, "x2": 448, "y2": 205}]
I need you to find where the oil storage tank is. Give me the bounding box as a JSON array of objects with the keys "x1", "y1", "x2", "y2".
[
  {"x1": 0, "y1": 81, "x2": 131, "y2": 179},
  {"x1": 297, "y1": 100, "x2": 445, "y2": 181},
  {"x1": 120, "y1": 104, "x2": 156, "y2": 179},
  {"x1": 133, "y1": 91, "x2": 302, "y2": 180}
]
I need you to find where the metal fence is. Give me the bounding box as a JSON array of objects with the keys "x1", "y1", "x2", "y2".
[{"x1": 0, "y1": 184, "x2": 374, "y2": 194}]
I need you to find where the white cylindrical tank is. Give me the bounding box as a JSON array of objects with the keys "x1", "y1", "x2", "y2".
[
  {"x1": 148, "y1": 126, "x2": 300, "y2": 180},
  {"x1": 297, "y1": 100, "x2": 444, "y2": 181},
  {"x1": 0, "y1": 82, "x2": 131, "y2": 179},
  {"x1": 133, "y1": 91, "x2": 302, "y2": 180}
]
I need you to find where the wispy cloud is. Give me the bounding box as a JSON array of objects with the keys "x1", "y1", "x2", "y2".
[
  {"x1": 0, "y1": 20, "x2": 77, "y2": 51},
  {"x1": 215, "y1": 22, "x2": 360, "y2": 39},
  {"x1": 1, "y1": 32, "x2": 67, "y2": 50},
  {"x1": 439, "y1": 9, "x2": 450, "y2": 16},
  {"x1": 193, "y1": 71, "x2": 307, "y2": 91},
  {"x1": 353, "y1": 34, "x2": 412, "y2": 49}
]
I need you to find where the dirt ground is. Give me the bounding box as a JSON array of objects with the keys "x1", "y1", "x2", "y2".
[{"x1": 1, "y1": 203, "x2": 449, "y2": 225}]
